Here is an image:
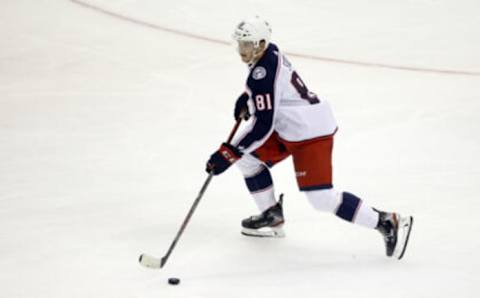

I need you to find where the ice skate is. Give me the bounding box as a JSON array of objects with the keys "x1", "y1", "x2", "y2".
[
  {"x1": 241, "y1": 194, "x2": 285, "y2": 238},
  {"x1": 375, "y1": 210, "x2": 413, "y2": 259}
]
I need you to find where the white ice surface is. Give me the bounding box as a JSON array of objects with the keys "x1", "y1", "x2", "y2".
[{"x1": 1, "y1": 1, "x2": 480, "y2": 297}]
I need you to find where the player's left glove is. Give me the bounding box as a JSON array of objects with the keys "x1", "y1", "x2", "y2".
[
  {"x1": 206, "y1": 143, "x2": 243, "y2": 175},
  {"x1": 234, "y1": 92, "x2": 251, "y2": 121}
]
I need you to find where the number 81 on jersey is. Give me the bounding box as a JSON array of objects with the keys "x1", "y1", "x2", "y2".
[{"x1": 255, "y1": 93, "x2": 273, "y2": 111}]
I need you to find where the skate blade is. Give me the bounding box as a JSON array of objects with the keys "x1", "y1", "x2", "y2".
[
  {"x1": 393, "y1": 216, "x2": 414, "y2": 260},
  {"x1": 241, "y1": 226, "x2": 285, "y2": 238}
]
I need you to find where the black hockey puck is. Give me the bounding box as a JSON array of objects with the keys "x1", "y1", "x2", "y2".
[{"x1": 168, "y1": 277, "x2": 180, "y2": 285}]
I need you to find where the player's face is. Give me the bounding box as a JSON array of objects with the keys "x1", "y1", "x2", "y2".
[{"x1": 236, "y1": 41, "x2": 256, "y2": 63}]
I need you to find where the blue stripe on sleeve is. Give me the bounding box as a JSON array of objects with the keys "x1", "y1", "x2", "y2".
[{"x1": 236, "y1": 43, "x2": 279, "y2": 151}]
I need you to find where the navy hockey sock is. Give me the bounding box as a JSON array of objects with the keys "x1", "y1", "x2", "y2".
[
  {"x1": 335, "y1": 192, "x2": 362, "y2": 222},
  {"x1": 335, "y1": 192, "x2": 379, "y2": 228},
  {"x1": 244, "y1": 167, "x2": 276, "y2": 212},
  {"x1": 244, "y1": 166, "x2": 273, "y2": 193}
]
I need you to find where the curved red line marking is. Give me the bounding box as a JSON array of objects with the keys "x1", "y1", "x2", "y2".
[{"x1": 71, "y1": 0, "x2": 480, "y2": 77}]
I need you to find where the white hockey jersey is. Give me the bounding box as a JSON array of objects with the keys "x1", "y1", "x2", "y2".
[{"x1": 234, "y1": 43, "x2": 337, "y2": 154}]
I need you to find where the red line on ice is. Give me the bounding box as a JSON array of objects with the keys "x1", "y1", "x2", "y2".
[{"x1": 71, "y1": 0, "x2": 480, "y2": 77}]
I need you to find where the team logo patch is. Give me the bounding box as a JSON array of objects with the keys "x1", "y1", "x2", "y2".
[{"x1": 252, "y1": 66, "x2": 267, "y2": 80}]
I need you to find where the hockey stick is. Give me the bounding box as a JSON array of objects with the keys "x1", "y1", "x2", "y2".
[{"x1": 139, "y1": 117, "x2": 243, "y2": 269}]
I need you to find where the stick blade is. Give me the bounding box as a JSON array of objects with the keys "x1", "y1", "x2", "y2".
[{"x1": 138, "y1": 253, "x2": 162, "y2": 269}]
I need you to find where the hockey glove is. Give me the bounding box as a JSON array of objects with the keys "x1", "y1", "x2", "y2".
[
  {"x1": 206, "y1": 143, "x2": 243, "y2": 175},
  {"x1": 234, "y1": 92, "x2": 251, "y2": 120}
]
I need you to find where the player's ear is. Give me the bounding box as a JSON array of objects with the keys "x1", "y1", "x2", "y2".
[{"x1": 259, "y1": 40, "x2": 266, "y2": 50}]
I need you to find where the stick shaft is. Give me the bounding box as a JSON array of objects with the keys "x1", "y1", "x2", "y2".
[
  {"x1": 160, "y1": 118, "x2": 242, "y2": 268},
  {"x1": 226, "y1": 117, "x2": 242, "y2": 144},
  {"x1": 160, "y1": 172, "x2": 213, "y2": 267}
]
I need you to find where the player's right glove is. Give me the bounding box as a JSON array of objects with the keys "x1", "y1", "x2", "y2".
[
  {"x1": 206, "y1": 143, "x2": 243, "y2": 175},
  {"x1": 234, "y1": 92, "x2": 251, "y2": 120}
]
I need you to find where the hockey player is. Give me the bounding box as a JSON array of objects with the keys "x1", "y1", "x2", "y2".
[{"x1": 205, "y1": 16, "x2": 413, "y2": 259}]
